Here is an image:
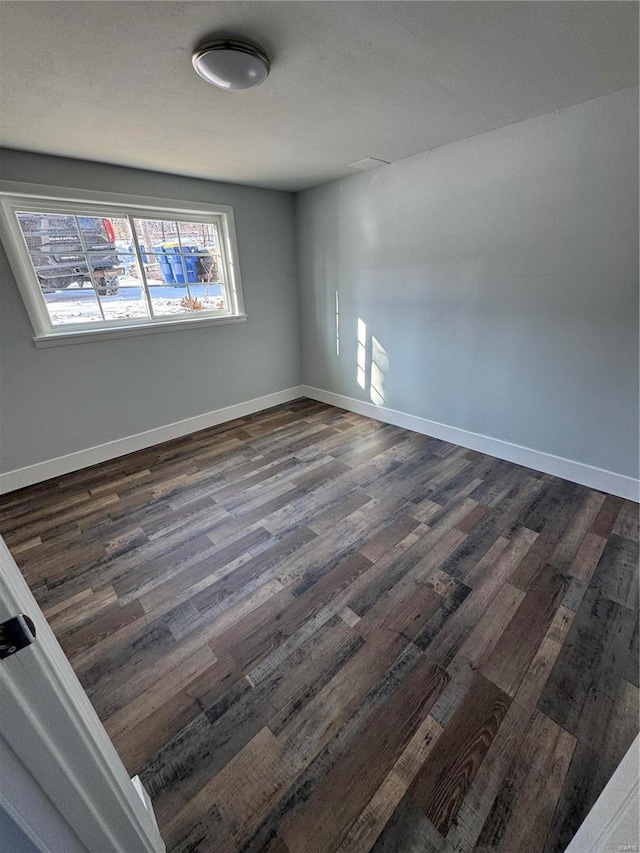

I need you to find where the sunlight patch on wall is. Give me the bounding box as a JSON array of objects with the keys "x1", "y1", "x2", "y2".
[
  {"x1": 335, "y1": 291, "x2": 340, "y2": 356},
  {"x1": 370, "y1": 335, "x2": 389, "y2": 406},
  {"x1": 357, "y1": 317, "x2": 367, "y2": 389}
]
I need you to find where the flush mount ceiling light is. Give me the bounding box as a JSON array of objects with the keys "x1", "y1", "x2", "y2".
[{"x1": 192, "y1": 39, "x2": 270, "y2": 90}]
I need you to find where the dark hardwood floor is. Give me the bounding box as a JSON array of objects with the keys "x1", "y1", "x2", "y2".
[{"x1": 0, "y1": 398, "x2": 637, "y2": 853}]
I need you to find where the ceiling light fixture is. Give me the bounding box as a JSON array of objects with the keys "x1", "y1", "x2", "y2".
[{"x1": 192, "y1": 39, "x2": 270, "y2": 91}]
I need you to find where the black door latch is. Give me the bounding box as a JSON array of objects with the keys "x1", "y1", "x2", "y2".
[{"x1": 0, "y1": 615, "x2": 36, "y2": 660}]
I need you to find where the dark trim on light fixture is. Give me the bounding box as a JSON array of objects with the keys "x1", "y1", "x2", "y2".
[{"x1": 192, "y1": 39, "x2": 271, "y2": 90}]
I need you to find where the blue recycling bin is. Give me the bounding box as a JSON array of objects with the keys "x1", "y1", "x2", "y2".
[
  {"x1": 164, "y1": 242, "x2": 200, "y2": 285},
  {"x1": 153, "y1": 244, "x2": 175, "y2": 285},
  {"x1": 184, "y1": 252, "x2": 200, "y2": 283}
]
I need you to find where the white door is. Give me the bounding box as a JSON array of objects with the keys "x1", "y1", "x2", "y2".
[{"x1": 0, "y1": 535, "x2": 165, "y2": 853}]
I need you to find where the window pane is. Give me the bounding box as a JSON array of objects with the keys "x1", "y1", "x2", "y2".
[
  {"x1": 157, "y1": 245, "x2": 200, "y2": 285},
  {"x1": 98, "y1": 278, "x2": 150, "y2": 322},
  {"x1": 17, "y1": 211, "x2": 82, "y2": 254},
  {"x1": 24, "y1": 251, "x2": 86, "y2": 293},
  {"x1": 115, "y1": 241, "x2": 137, "y2": 277},
  {"x1": 197, "y1": 249, "x2": 223, "y2": 283},
  {"x1": 192, "y1": 259, "x2": 227, "y2": 311},
  {"x1": 77, "y1": 215, "x2": 131, "y2": 251},
  {"x1": 194, "y1": 280, "x2": 226, "y2": 312},
  {"x1": 143, "y1": 254, "x2": 194, "y2": 317},
  {"x1": 81, "y1": 253, "x2": 148, "y2": 321},
  {"x1": 38, "y1": 262, "x2": 104, "y2": 325},
  {"x1": 143, "y1": 251, "x2": 176, "y2": 286},
  {"x1": 148, "y1": 289, "x2": 196, "y2": 317},
  {"x1": 176, "y1": 220, "x2": 218, "y2": 249},
  {"x1": 83, "y1": 253, "x2": 124, "y2": 302},
  {"x1": 132, "y1": 218, "x2": 179, "y2": 256}
]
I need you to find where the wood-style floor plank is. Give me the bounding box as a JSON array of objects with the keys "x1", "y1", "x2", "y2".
[
  {"x1": 474, "y1": 710, "x2": 576, "y2": 852},
  {"x1": 0, "y1": 398, "x2": 637, "y2": 853},
  {"x1": 406, "y1": 673, "x2": 511, "y2": 836}
]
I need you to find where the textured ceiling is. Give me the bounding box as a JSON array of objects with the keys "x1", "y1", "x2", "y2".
[{"x1": 0, "y1": 1, "x2": 637, "y2": 191}]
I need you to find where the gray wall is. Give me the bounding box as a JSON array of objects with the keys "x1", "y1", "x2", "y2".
[
  {"x1": 1, "y1": 88, "x2": 638, "y2": 481},
  {"x1": 0, "y1": 809, "x2": 42, "y2": 853},
  {"x1": 0, "y1": 733, "x2": 87, "y2": 853},
  {"x1": 0, "y1": 151, "x2": 300, "y2": 473},
  {"x1": 297, "y1": 87, "x2": 639, "y2": 478}
]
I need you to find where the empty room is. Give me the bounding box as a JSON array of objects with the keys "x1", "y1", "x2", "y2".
[{"x1": 0, "y1": 2, "x2": 638, "y2": 852}]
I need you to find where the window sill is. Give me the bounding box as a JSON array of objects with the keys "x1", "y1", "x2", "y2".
[{"x1": 33, "y1": 314, "x2": 248, "y2": 348}]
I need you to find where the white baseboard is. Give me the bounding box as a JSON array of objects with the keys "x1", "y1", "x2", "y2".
[
  {"x1": 0, "y1": 386, "x2": 305, "y2": 495},
  {"x1": 301, "y1": 385, "x2": 640, "y2": 502},
  {"x1": 2, "y1": 383, "x2": 638, "y2": 502},
  {"x1": 131, "y1": 776, "x2": 161, "y2": 836}
]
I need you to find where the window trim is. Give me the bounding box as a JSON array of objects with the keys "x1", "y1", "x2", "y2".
[{"x1": 0, "y1": 181, "x2": 247, "y2": 346}]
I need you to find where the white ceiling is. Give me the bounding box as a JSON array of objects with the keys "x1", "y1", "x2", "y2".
[{"x1": 0, "y1": 1, "x2": 637, "y2": 191}]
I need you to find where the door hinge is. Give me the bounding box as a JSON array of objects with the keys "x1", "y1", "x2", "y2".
[{"x1": 0, "y1": 615, "x2": 36, "y2": 660}]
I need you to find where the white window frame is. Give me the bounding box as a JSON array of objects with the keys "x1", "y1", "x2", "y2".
[{"x1": 0, "y1": 181, "x2": 247, "y2": 347}]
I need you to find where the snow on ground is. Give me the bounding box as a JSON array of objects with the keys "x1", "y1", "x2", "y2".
[{"x1": 44, "y1": 278, "x2": 225, "y2": 325}]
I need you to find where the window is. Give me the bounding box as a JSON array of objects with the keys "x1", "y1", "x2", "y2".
[{"x1": 0, "y1": 187, "x2": 246, "y2": 346}]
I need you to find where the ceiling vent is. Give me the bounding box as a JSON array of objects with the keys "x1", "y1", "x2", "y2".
[{"x1": 347, "y1": 157, "x2": 390, "y2": 171}]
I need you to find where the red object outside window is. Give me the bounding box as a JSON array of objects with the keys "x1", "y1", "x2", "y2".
[{"x1": 103, "y1": 218, "x2": 115, "y2": 243}]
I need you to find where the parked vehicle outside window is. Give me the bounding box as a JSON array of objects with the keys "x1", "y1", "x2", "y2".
[
  {"x1": 16, "y1": 213, "x2": 123, "y2": 295},
  {"x1": 0, "y1": 193, "x2": 245, "y2": 343}
]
